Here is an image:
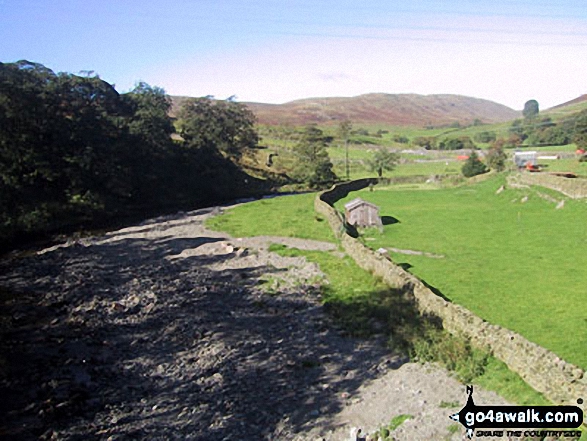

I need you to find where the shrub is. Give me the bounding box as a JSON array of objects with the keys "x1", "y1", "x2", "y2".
[{"x1": 461, "y1": 151, "x2": 488, "y2": 177}]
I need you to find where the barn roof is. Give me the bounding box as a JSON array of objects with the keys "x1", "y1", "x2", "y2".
[{"x1": 344, "y1": 197, "x2": 379, "y2": 211}]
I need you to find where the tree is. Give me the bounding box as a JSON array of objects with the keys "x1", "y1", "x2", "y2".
[
  {"x1": 0, "y1": 60, "x2": 268, "y2": 248},
  {"x1": 412, "y1": 136, "x2": 436, "y2": 150},
  {"x1": 292, "y1": 125, "x2": 336, "y2": 188},
  {"x1": 523, "y1": 99, "x2": 539, "y2": 119},
  {"x1": 367, "y1": 147, "x2": 399, "y2": 178},
  {"x1": 125, "y1": 82, "x2": 174, "y2": 148},
  {"x1": 573, "y1": 109, "x2": 587, "y2": 150},
  {"x1": 461, "y1": 151, "x2": 488, "y2": 177},
  {"x1": 438, "y1": 136, "x2": 475, "y2": 151},
  {"x1": 338, "y1": 119, "x2": 352, "y2": 180},
  {"x1": 177, "y1": 97, "x2": 258, "y2": 159},
  {"x1": 486, "y1": 143, "x2": 507, "y2": 172}
]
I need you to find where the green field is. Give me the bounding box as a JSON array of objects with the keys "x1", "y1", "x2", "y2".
[
  {"x1": 335, "y1": 176, "x2": 587, "y2": 369},
  {"x1": 206, "y1": 187, "x2": 553, "y2": 405},
  {"x1": 207, "y1": 193, "x2": 335, "y2": 243}
]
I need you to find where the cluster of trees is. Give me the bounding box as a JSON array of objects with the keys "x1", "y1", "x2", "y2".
[
  {"x1": 506, "y1": 99, "x2": 587, "y2": 148},
  {"x1": 412, "y1": 135, "x2": 476, "y2": 151},
  {"x1": 437, "y1": 136, "x2": 475, "y2": 151},
  {"x1": 0, "y1": 60, "x2": 265, "y2": 248},
  {"x1": 509, "y1": 117, "x2": 572, "y2": 147}
]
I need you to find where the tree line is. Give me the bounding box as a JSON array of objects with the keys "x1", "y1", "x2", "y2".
[{"x1": 0, "y1": 60, "x2": 266, "y2": 249}]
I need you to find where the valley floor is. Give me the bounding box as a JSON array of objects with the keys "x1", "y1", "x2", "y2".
[{"x1": 0, "y1": 206, "x2": 513, "y2": 440}]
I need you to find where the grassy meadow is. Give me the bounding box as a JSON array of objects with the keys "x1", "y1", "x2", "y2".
[
  {"x1": 207, "y1": 193, "x2": 551, "y2": 405},
  {"x1": 334, "y1": 175, "x2": 587, "y2": 369},
  {"x1": 208, "y1": 193, "x2": 335, "y2": 242}
]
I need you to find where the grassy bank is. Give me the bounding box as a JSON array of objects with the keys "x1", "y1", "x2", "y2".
[{"x1": 207, "y1": 194, "x2": 551, "y2": 406}]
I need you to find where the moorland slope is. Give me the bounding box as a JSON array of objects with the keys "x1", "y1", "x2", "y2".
[{"x1": 172, "y1": 93, "x2": 520, "y2": 127}]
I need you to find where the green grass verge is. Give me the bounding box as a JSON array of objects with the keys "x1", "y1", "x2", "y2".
[
  {"x1": 268, "y1": 244, "x2": 411, "y2": 339},
  {"x1": 206, "y1": 193, "x2": 335, "y2": 243}
]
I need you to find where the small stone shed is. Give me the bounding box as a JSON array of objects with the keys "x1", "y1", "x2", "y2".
[{"x1": 344, "y1": 198, "x2": 382, "y2": 228}]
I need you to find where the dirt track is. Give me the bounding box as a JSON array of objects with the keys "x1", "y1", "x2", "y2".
[{"x1": 0, "y1": 206, "x2": 513, "y2": 440}]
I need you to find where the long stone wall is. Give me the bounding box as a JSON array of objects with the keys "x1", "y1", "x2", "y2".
[
  {"x1": 315, "y1": 181, "x2": 587, "y2": 409},
  {"x1": 514, "y1": 172, "x2": 587, "y2": 199}
]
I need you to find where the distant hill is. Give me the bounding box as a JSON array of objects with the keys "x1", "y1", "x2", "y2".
[
  {"x1": 548, "y1": 94, "x2": 587, "y2": 111},
  {"x1": 246, "y1": 93, "x2": 520, "y2": 127},
  {"x1": 171, "y1": 93, "x2": 519, "y2": 127}
]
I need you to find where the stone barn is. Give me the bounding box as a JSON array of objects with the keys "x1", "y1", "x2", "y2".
[{"x1": 344, "y1": 198, "x2": 382, "y2": 228}]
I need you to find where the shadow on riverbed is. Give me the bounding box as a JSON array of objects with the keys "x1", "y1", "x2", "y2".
[{"x1": 0, "y1": 233, "x2": 404, "y2": 440}]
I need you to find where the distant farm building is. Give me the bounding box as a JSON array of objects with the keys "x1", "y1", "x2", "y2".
[
  {"x1": 344, "y1": 198, "x2": 382, "y2": 228},
  {"x1": 514, "y1": 151, "x2": 537, "y2": 168}
]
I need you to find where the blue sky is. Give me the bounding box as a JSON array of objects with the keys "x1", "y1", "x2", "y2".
[{"x1": 1, "y1": 0, "x2": 586, "y2": 109}]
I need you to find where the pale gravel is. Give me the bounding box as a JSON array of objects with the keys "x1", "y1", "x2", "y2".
[{"x1": 0, "y1": 204, "x2": 519, "y2": 441}]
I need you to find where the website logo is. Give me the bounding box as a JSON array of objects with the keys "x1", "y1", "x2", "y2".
[{"x1": 449, "y1": 386, "x2": 584, "y2": 439}]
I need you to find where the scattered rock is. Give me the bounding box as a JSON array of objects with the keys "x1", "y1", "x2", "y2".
[{"x1": 0, "y1": 205, "x2": 512, "y2": 441}]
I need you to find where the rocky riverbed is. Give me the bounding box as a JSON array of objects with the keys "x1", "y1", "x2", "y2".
[{"x1": 0, "y1": 206, "x2": 513, "y2": 440}]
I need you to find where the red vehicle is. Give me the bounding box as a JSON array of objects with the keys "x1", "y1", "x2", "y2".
[{"x1": 526, "y1": 163, "x2": 540, "y2": 172}]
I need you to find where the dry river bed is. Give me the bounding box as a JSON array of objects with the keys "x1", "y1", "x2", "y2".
[{"x1": 0, "y1": 205, "x2": 517, "y2": 440}]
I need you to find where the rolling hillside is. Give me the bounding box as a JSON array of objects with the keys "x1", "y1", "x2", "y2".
[
  {"x1": 245, "y1": 94, "x2": 520, "y2": 126},
  {"x1": 547, "y1": 94, "x2": 587, "y2": 111},
  {"x1": 171, "y1": 93, "x2": 520, "y2": 127}
]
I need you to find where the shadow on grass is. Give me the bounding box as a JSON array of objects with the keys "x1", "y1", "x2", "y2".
[
  {"x1": 420, "y1": 279, "x2": 452, "y2": 303},
  {"x1": 397, "y1": 262, "x2": 413, "y2": 271},
  {"x1": 381, "y1": 215, "x2": 400, "y2": 226},
  {"x1": 320, "y1": 285, "x2": 430, "y2": 354}
]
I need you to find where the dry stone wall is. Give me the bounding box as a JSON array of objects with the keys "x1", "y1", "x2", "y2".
[
  {"x1": 514, "y1": 172, "x2": 587, "y2": 199},
  {"x1": 315, "y1": 180, "x2": 587, "y2": 409}
]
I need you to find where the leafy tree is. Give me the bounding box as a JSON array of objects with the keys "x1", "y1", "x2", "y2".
[
  {"x1": 126, "y1": 82, "x2": 174, "y2": 148},
  {"x1": 461, "y1": 151, "x2": 488, "y2": 177},
  {"x1": 523, "y1": 99, "x2": 539, "y2": 119},
  {"x1": 338, "y1": 119, "x2": 352, "y2": 180},
  {"x1": 177, "y1": 97, "x2": 258, "y2": 159},
  {"x1": 486, "y1": 143, "x2": 507, "y2": 171},
  {"x1": 292, "y1": 125, "x2": 336, "y2": 188},
  {"x1": 367, "y1": 147, "x2": 399, "y2": 178}
]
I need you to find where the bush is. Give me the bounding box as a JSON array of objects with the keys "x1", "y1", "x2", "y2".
[
  {"x1": 461, "y1": 151, "x2": 488, "y2": 177},
  {"x1": 411, "y1": 327, "x2": 489, "y2": 383},
  {"x1": 412, "y1": 136, "x2": 436, "y2": 149},
  {"x1": 438, "y1": 136, "x2": 475, "y2": 151},
  {"x1": 474, "y1": 131, "x2": 497, "y2": 143},
  {"x1": 486, "y1": 145, "x2": 507, "y2": 171}
]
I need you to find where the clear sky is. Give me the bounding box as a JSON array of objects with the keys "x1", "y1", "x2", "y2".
[{"x1": 1, "y1": 0, "x2": 586, "y2": 110}]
